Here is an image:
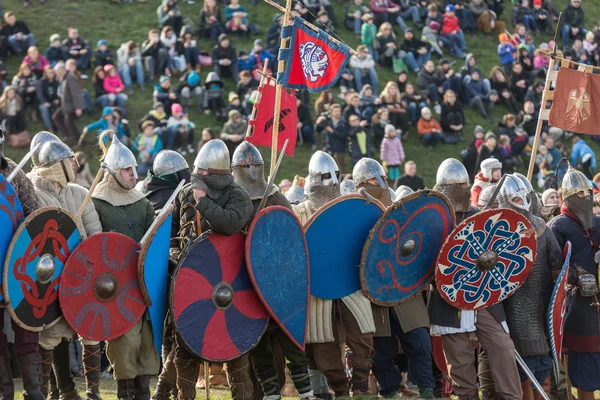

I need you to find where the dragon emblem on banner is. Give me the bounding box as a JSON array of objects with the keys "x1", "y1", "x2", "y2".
[{"x1": 299, "y1": 42, "x2": 329, "y2": 82}]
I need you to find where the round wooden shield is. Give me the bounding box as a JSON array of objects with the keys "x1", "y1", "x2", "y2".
[
  {"x1": 548, "y1": 241, "x2": 571, "y2": 379},
  {"x1": 138, "y1": 206, "x2": 173, "y2": 356},
  {"x1": 361, "y1": 190, "x2": 455, "y2": 306},
  {"x1": 3, "y1": 207, "x2": 81, "y2": 331},
  {"x1": 59, "y1": 232, "x2": 146, "y2": 341},
  {"x1": 246, "y1": 206, "x2": 309, "y2": 350},
  {"x1": 436, "y1": 209, "x2": 537, "y2": 310},
  {"x1": 305, "y1": 195, "x2": 384, "y2": 300},
  {"x1": 0, "y1": 175, "x2": 24, "y2": 305},
  {"x1": 171, "y1": 232, "x2": 269, "y2": 362}
]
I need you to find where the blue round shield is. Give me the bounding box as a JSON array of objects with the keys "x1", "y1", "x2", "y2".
[
  {"x1": 0, "y1": 175, "x2": 24, "y2": 305},
  {"x1": 3, "y1": 206, "x2": 82, "y2": 331},
  {"x1": 305, "y1": 195, "x2": 384, "y2": 299},
  {"x1": 247, "y1": 206, "x2": 309, "y2": 350},
  {"x1": 361, "y1": 190, "x2": 455, "y2": 306}
]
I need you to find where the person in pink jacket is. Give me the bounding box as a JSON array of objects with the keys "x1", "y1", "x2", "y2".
[
  {"x1": 380, "y1": 123, "x2": 405, "y2": 184},
  {"x1": 23, "y1": 46, "x2": 50, "y2": 78},
  {"x1": 102, "y1": 64, "x2": 128, "y2": 113}
]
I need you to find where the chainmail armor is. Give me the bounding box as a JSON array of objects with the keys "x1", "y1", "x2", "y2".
[
  {"x1": 251, "y1": 190, "x2": 290, "y2": 218},
  {"x1": 307, "y1": 175, "x2": 341, "y2": 210},
  {"x1": 504, "y1": 225, "x2": 562, "y2": 355},
  {"x1": 530, "y1": 192, "x2": 541, "y2": 217},
  {"x1": 564, "y1": 195, "x2": 594, "y2": 231},
  {"x1": 434, "y1": 183, "x2": 472, "y2": 213},
  {"x1": 232, "y1": 164, "x2": 269, "y2": 200}
]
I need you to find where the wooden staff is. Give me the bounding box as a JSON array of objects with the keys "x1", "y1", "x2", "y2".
[
  {"x1": 268, "y1": 0, "x2": 293, "y2": 176},
  {"x1": 204, "y1": 361, "x2": 210, "y2": 400},
  {"x1": 245, "y1": 60, "x2": 270, "y2": 138}
]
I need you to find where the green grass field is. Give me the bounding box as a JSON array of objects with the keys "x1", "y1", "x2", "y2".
[{"x1": 3, "y1": 0, "x2": 600, "y2": 186}]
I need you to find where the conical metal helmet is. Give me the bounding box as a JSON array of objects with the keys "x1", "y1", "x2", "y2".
[
  {"x1": 38, "y1": 141, "x2": 75, "y2": 168},
  {"x1": 498, "y1": 174, "x2": 531, "y2": 212},
  {"x1": 352, "y1": 158, "x2": 387, "y2": 189},
  {"x1": 514, "y1": 172, "x2": 534, "y2": 193},
  {"x1": 286, "y1": 184, "x2": 306, "y2": 205},
  {"x1": 308, "y1": 151, "x2": 339, "y2": 185},
  {"x1": 232, "y1": 141, "x2": 263, "y2": 167},
  {"x1": 394, "y1": 185, "x2": 414, "y2": 201},
  {"x1": 340, "y1": 179, "x2": 356, "y2": 195},
  {"x1": 562, "y1": 165, "x2": 593, "y2": 200},
  {"x1": 31, "y1": 131, "x2": 60, "y2": 167},
  {"x1": 104, "y1": 134, "x2": 138, "y2": 178},
  {"x1": 194, "y1": 139, "x2": 230, "y2": 173},
  {"x1": 436, "y1": 158, "x2": 469, "y2": 186},
  {"x1": 153, "y1": 150, "x2": 189, "y2": 177}
]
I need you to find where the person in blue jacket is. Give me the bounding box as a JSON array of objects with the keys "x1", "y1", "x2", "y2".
[
  {"x1": 571, "y1": 137, "x2": 596, "y2": 179},
  {"x1": 82, "y1": 106, "x2": 126, "y2": 144}
]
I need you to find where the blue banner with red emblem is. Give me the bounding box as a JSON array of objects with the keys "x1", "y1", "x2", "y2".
[{"x1": 277, "y1": 16, "x2": 351, "y2": 92}]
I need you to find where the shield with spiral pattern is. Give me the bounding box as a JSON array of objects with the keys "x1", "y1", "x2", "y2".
[{"x1": 0, "y1": 174, "x2": 24, "y2": 306}]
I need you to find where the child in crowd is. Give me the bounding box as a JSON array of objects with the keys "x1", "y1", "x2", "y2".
[
  {"x1": 0, "y1": 86, "x2": 29, "y2": 148},
  {"x1": 237, "y1": 50, "x2": 254, "y2": 72},
  {"x1": 204, "y1": 71, "x2": 225, "y2": 118},
  {"x1": 131, "y1": 120, "x2": 164, "y2": 176},
  {"x1": 154, "y1": 75, "x2": 179, "y2": 115},
  {"x1": 197, "y1": 127, "x2": 215, "y2": 151},
  {"x1": 177, "y1": 71, "x2": 204, "y2": 113},
  {"x1": 103, "y1": 64, "x2": 128, "y2": 114},
  {"x1": 380, "y1": 124, "x2": 405, "y2": 187},
  {"x1": 82, "y1": 106, "x2": 126, "y2": 144},
  {"x1": 226, "y1": 92, "x2": 245, "y2": 118},
  {"x1": 417, "y1": 106, "x2": 443, "y2": 147},
  {"x1": 573, "y1": 38, "x2": 589, "y2": 64},
  {"x1": 498, "y1": 33, "x2": 516, "y2": 74},
  {"x1": 360, "y1": 14, "x2": 377, "y2": 60},
  {"x1": 532, "y1": 0, "x2": 552, "y2": 33},
  {"x1": 167, "y1": 103, "x2": 195, "y2": 155},
  {"x1": 45, "y1": 34, "x2": 66, "y2": 67},
  {"x1": 583, "y1": 31, "x2": 599, "y2": 64},
  {"x1": 498, "y1": 134, "x2": 515, "y2": 172},
  {"x1": 94, "y1": 40, "x2": 114, "y2": 68}
]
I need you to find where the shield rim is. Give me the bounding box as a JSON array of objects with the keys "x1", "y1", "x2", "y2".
[
  {"x1": 303, "y1": 193, "x2": 385, "y2": 231},
  {"x1": 360, "y1": 190, "x2": 456, "y2": 306},
  {"x1": 547, "y1": 240, "x2": 571, "y2": 380},
  {"x1": 59, "y1": 231, "x2": 145, "y2": 341},
  {"x1": 3, "y1": 206, "x2": 82, "y2": 331},
  {"x1": 435, "y1": 208, "x2": 537, "y2": 310},
  {"x1": 245, "y1": 205, "x2": 309, "y2": 350},
  {"x1": 0, "y1": 175, "x2": 24, "y2": 309},
  {"x1": 138, "y1": 204, "x2": 174, "y2": 306},
  {"x1": 170, "y1": 231, "x2": 269, "y2": 362}
]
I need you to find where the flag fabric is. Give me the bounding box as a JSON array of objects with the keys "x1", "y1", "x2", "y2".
[
  {"x1": 549, "y1": 67, "x2": 600, "y2": 135},
  {"x1": 277, "y1": 16, "x2": 351, "y2": 92},
  {"x1": 247, "y1": 78, "x2": 298, "y2": 156}
]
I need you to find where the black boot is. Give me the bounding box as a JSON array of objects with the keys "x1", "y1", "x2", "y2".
[
  {"x1": 134, "y1": 376, "x2": 151, "y2": 400},
  {"x1": 53, "y1": 340, "x2": 81, "y2": 400},
  {"x1": 0, "y1": 353, "x2": 14, "y2": 400},
  {"x1": 16, "y1": 353, "x2": 45, "y2": 400},
  {"x1": 39, "y1": 347, "x2": 53, "y2": 399},
  {"x1": 82, "y1": 344, "x2": 101, "y2": 400},
  {"x1": 116, "y1": 380, "x2": 135, "y2": 400}
]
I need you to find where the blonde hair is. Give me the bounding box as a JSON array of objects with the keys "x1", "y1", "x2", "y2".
[
  {"x1": 380, "y1": 82, "x2": 401, "y2": 104},
  {"x1": 376, "y1": 22, "x2": 395, "y2": 38}
]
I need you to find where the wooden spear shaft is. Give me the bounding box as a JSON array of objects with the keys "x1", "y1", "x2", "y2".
[
  {"x1": 245, "y1": 60, "x2": 270, "y2": 138},
  {"x1": 269, "y1": 0, "x2": 293, "y2": 176},
  {"x1": 526, "y1": 56, "x2": 556, "y2": 181}
]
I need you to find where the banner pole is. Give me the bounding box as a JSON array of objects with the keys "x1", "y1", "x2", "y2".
[
  {"x1": 526, "y1": 55, "x2": 556, "y2": 181},
  {"x1": 269, "y1": 0, "x2": 292, "y2": 176},
  {"x1": 245, "y1": 59, "x2": 270, "y2": 138}
]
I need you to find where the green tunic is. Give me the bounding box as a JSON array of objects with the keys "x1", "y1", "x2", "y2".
[{"x1": 92, "y1": 197, "x2": 155, "y2": 242}]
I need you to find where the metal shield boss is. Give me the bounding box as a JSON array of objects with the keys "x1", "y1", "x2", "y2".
[
  {"x1": 305, "y1": 195, "x2": 384, "y2": 300},
  {"x1": 138, "y1": 207, "x2": 173, "y2": 356},
  {"x1": 59, "y1": 232, "x2": 146, "y2": 341},
  {"x1": 361, "y1": 190, "x2": 455, "y2": 306},
  {"x1": 0, "y1": 175, "x2": 24, "y2": 305},
  {"x1": 548, "y1": 241, "x2": 571, "y2": 379},
  {"x1": 3, "y1": 206, "x2": 81, "y2": 331},
  {"x1": 246, "y1": 206, "x2": 309, "y2": 350},
  {"x1": 436, "y1": 209, "x2": 537, "y2": 310},
  {"x1": 171, "y1": 232, "x2": 269, "y2": 362}
]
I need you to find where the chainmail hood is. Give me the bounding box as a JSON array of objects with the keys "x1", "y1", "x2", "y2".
[
  {"x1": 308, "y1": 184, "x2": 340, "y2": 210},
  {"x1": 564, "y1": 195, "x2": 594, "y2": 231},
  {"x1": 191, "y1": 173, "x2": 234, "y2": 200},
  {"x1": 434, "y1": 183, "x2": 471, "y2": 213},
  {"x1": 232, "y1": 164, "x2": 268, "y2": 200}
]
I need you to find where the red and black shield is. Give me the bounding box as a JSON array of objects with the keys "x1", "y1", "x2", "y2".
[
  {"x1": 3, "y1": 206, "x2": 82, "y2": 331},
  {"x1": 171, "y1": 232, "x2": 269, "y2": 362},
  {"x1": 436, "y1": 209, "x2": 537, "y2": 310},
  {"x1": 59, "y1": 232, "x2": 146, "y2": 341},
  {"x1": 548, "y1": 241, "x2": 571, "y2": 379}
]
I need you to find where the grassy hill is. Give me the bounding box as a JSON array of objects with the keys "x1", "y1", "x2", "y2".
[{"x1": 3, "y1": 0, "x2": 600, "y2": 186}]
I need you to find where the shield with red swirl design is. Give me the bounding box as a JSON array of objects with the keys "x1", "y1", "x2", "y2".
[
  {"x1": 3, "y1": 206, "x2": 81, "y2": 331},
  {"x1": 0, "y1": 174, "x2": 24, "y2": 305},
  {"x1": 59, "y1": 232, "x2": 146, "y2": 341},
  {"x1": 548, "y1": 241, "x2": 571, "y2": 379},
  {"x1": 436, "y1": 209, "x2": 537, "y2": 310},
  {"x1": 361, "y1": 190, "x2": 455, "y2": 306},
  {"x1": 171, "y1": 232, "x2": 269, "y2": 362}
]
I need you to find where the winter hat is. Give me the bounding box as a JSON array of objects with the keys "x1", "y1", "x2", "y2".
[
  {"x1": 428, "y1": 20, "x2": 440, "y2": 30},
  {"x1": 49, "y1": 34, "x2": 60, "y2": 43},
  {"x1": 153, "y1": 102, "x2": 164, "y2": 110},
  {"x1": 228, "y1": 92, "x2": 239, "y2": 103},
  {"x1": 186, "y1": 71, "x2": 199, "y2": 86},
  {"x1": 498, "y1": 32, "x2": 509, "y2": 43},
  {"x1": 159, "y1": 75, "x2": 170, "y2": 84},
  {"x1": 239, "y1": 49, "x2": 248, "y2": 57},
  {"x1": 539, "y1": 42, "x2": 550, "y2": 51},
  {"x1": 474, "y1": 125, "x2": 485, "y2": 134},
  {"x1": 542, "y1": 188, "x2": 559, "y2": 205},
  {"x1": 421, "y1": 107, "x2": 432, "y2": 118},
  {"x1": 533, "y1": 0, "x2": 542, "y2": 6},
  {"x1": 445, "y1": 4, "x2": 456, "y2": 12},
  {"x1": 102, "y1": 107, "x2": 113, "y2": 117},
  {"x1": 97, "y1": 39, "x2": 108, "y2": 48},
  {"x1": 485, "y1": 131, "x2": 497, "y2": 140},
  {"x1": 586, "y1": 31, "x2": 595, "y2": 41},
  {"x1": 103, "y1": 64, "x2": 115, "y2": 73},
  {"x1": 171, "y1": 103, "x2": 183, "y2": 115}
]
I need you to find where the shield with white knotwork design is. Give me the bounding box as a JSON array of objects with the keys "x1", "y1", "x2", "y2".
[
  {"x1": 435, "y1": 209, "x2": 537, "y2": 310},
  {"x1": 59, "y1": 232, "x2": 146, "y2": 341},
  {"x1": 3, "y1": 206, "x2": 81, "y2": 331}
]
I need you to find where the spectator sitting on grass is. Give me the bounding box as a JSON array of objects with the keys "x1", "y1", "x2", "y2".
[
  {"x1": 117, "y1": 40, "x2": 144, "y2": 91},
  {"x1": 131, "y1": 119, "x2": 164, "y2": 176},
  {"x1": 94, "y1": 40, "x2": 114, "y2": 68},
  {"x1": 45, "y1": 34, "x2": 67, "y2": 67},
  {"x1": 82, "y1": 106, "x2": 126, "y2": 143},
  {"x1": 62, "y1": 27, "x2": 91, "y2": 70},
  {"x1": 212, "y1": 34, "x2": 239, "y2": 82},
  {"x1": 417, "y1": 106, "x2": 443, "y2": 147},
  {"x1": 225, "y1": 0, "x2": 249, "y2": 36},
  {"x1": 23, "y1": 46, "x2": 50, "y2": 79},
  {"x1": 153, "y1": 75, "x2": 178, "y2": 115}
]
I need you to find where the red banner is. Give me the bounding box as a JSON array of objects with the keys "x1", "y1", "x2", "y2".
[
  {"x1": 549, "y1": 67, "x2": 600, "y2": 135},
  {"x1": 247, "y1": 80, "x2": 297, "y2": 157}
]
